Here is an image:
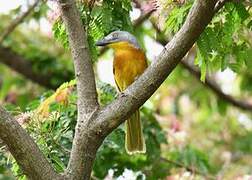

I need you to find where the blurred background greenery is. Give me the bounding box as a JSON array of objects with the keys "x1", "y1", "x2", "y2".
[{"x1": 0, "y1": 0, "x2": 252, "y2": 179}]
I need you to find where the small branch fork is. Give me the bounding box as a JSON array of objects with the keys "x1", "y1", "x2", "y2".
[{"x1": 0, "y1": 0, "x2": 230, "y2": 180}]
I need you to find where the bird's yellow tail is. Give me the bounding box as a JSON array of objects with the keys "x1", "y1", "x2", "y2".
[{"x1": 125, "y1": 109, "x2": 146, "y2": 154}]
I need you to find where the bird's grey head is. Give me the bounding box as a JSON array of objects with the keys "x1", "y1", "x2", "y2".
[{"x1": 96, "y1": 31, "x2": 140, "y2": 49}]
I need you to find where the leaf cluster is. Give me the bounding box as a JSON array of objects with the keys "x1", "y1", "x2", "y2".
[{"x1": 196, "y1": 2, "x2": 252, "y2": 81}]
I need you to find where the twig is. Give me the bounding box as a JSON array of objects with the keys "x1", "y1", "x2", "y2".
[
  {"x1": 214, "y1": 0, "x2": 230, "y2": 12},
  {"x1": 132, "y1": 0, "x2": 159, "y2": 28},
  {"x1": 133, "y1": 0, "x2": 141, "y2": 9},
  {"x1": 0, "y1": 0, "x2": 40, "y2": 44},
  {"x1": 133, "y1": 9, "x2": 155, "y2": 28},
  {"x1": 160, "y1": 157, "x2": 216, "y2": 180}
]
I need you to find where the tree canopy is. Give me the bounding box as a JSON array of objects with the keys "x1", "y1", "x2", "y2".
[{"x1": 0, "y1": 0, "x2": 252, "y2": 179}]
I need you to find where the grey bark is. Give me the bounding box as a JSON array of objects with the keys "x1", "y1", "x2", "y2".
[{"x1": 57, "y1": 0, "x2": 99, "y2": 179}]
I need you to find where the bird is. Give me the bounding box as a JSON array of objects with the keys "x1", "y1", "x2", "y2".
[{"x1": 96, "y1": 30, "x2": 147, "y2": 154}]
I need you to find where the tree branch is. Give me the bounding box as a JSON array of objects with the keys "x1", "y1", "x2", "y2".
[
  {"x1": 132, "y1": 9, "x2": 155, "y2": 28},
  {"x1": 181, "y1": 60, "x2": 252, "y2": 111},
  {"x1": 96, "y1": 0, "x2": 219, "y2": 136},
  {"x1": 0, "y1": 0, "x2": 40, "y2": 44},
  {"x1": 0, "y1": 106, "x2": 60, "y2": 180},
  {"x1": 0, "y1": 46, "x2": 62, "y2": 89},
  {"x1": 0, "y1": 0, "x2": 74, "y2": 90},
  {"x1": 58, "y1": 0, "x2": 98, "y2": 117},
  {"x1": 58, "y1": 0, "x2": 99, "y2": 179}
]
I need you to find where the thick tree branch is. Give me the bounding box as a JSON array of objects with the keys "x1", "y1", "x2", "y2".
[
  {"x1": 0, "y1": 0, "x2": 73, "y2": 90},
  {"x1": 58, "y1": 0, "x2": 98, "y2": 117},
  {"x1": 0, "y1": 106, "x2": 60, "y2": 180},
  {"x1": 0, "y1": 0, "x2": 39, "y2": 44},
  {"x1": 0, "y1": 46, "x2": 62, "y2": 89},
  {"x1": 58, "y1": 0, "x2": 99, "y2": 179},
  {"x1": 181, "y1": 61, "x2": 252, "y2": 111},
  {"x1": 96, "y1": 0, "x2": 219, "y2": 136}
]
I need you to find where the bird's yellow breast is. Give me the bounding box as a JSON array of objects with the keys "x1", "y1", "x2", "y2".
[{"x1": 111, "y1": 42, "x2": 147, "y2": 91}]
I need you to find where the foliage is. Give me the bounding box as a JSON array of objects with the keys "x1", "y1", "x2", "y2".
[
  {"x1": 53, "y1": 0, "x2": 133, "y2": 62},
  {"x1": 196, "y1": 2, "x2": 252, "y2": 81},
  {"x1": 0, "y1": 79, "x2": 168, "y2": 179},
  {"x1": 165, "y1": 1, "x2": 252, "y2": 81},
  {"x1": 167, "y1": 145, "x2": 212, "y2": 174},
  {"x1": 97, "y1": 81, "x2": 117, "y2": 105},
  {"x1": 1, "y1": 0, "x2": 252, "y2": 179},
  {"x1": 0, "y1": 151, "x2": 14, "y2": 180},
  {"x1": 0, "y1": 14, "x2": 74, "y2": 90},
  {"x1": 1, "y1": 81, "x2": 167, "y2": 179},
  {"x1": 165, "y1": 1, "x2": 192, "y2": 34}
]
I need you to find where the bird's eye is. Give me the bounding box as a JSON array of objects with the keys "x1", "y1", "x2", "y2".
[{"x1": 113, "y1": 33, "x2": 118, "y2": 39}]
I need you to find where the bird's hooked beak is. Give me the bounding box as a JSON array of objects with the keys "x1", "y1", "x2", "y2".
[
  {"x1": 95, "y1": 38, "x2": 111, "y2": 46},
  {"x1": 96, "y1": 36, "x2": 119, "y2": 46}
]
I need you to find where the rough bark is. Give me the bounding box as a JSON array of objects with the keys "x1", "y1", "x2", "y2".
[
  {"x1": 58, "y1": 0, "x2": 99, "y2": 179},
  {"x1": 0, "y1": 106, "x2": 60, "y2": 180}
]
